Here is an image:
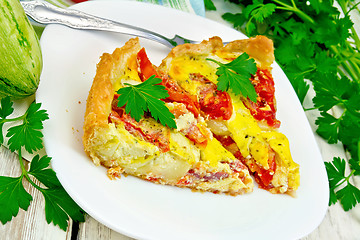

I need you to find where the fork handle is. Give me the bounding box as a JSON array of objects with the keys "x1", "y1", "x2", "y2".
[{"x1": 21, "y1": 0, "x2": 176, "y2": 48}]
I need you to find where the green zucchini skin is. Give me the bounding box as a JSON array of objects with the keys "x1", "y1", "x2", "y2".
[{"x1": 0, "y1": 0, "x2": 42, "y2": 99}]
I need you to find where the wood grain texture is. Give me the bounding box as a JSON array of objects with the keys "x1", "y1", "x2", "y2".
[
  {"x1": 304, "y1": 205, "x2": 360, "y2": 240},
  {"x1": 77, "y1": 215, "x2": 133, "y2": 240},
  {"x1": 0, "y1": 146, "x2": 72, "y2": 240}
]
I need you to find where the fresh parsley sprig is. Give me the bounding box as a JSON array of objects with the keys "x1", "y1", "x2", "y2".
[
  {"x1": 0, "y1": 96, "x2": 85, "y2": 230},
  {"x1": 213, "y1": 0, "x2": 360, "y2": 210},
  {"x1": 117, "y1": 75, "x2": 177, "y2": 129},
  {"x1": 207, "y1": 53, "x2": 258, "y2": 102}
]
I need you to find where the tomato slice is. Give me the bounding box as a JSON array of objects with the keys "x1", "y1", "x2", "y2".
[
  {"x1": 162, "y1": 77, "x2": 201, "y2": 118},
  {"x1": 136, "y1": 48, "x2": 201, "y2": 117},
  {"x1": 214, "y1": 134, "x2": 277, "y2": 188},
  {"x1": 244, "y1": 69, "x2": 280, "y2": 128},
  {"x1": 168, "y1": 104, "x2": 209, "y2": 147},
  {"x1": 213, "y1": 134, "x2": 244, "y2": 161},
  {"x1": 199, "y1": 86, "x2": 233, "y2": 120},
  {"x1": 189, "y1": 73, "x2": 233, "y2": 120},
  {"x1": 255, "y1": 150, "x2": 276, "y2": 188},
  {"x1": 70, "y1": 0, "x2": 88, "y2": 3},
  {"x1": 137, "y1": 48, "x2": 160, "y2": 79},
  {"x1": 109, "y1": 96, "x2": 170, "y2": 152}
]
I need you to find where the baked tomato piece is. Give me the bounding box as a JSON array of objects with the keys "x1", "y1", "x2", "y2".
[
  {"x1": 244, "y1": 69, "x2": 280, "y2": 128},
  {"x1": 136, "y1": 48, "x2": 200, "y2": 117},
  {"x1": 189, "y1": 73, "x2": 233, "y2": 121},
  {"x1": 109, "y1": 96, "x2": 171, "y2": 152}
]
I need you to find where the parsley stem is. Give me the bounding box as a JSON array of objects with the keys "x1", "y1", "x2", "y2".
[
  {"x1": 341, "y1": 61, "x2": 358, "y2": 82},
  {"x1": 0, "y1": 114, "x2": 26, "y2": 124},
  {"x1": 271, "y1": 0, "x2": 315, "y2": 25},
  {"x1": 337, "y1": 66, "x2": 348, "y2": 79},
  {"x1": 330, "y1": 45, "x2": 360, "y2": 82},
  {"x1": 350, "y1": 27, "x2": 360, "y2": 48},
  {"x1": 18, "y1": 149, "x2": 43, "y2": 192},
  {"x1": 335, "y1": 169, "x2": 356, "y2": 189},
  {"x1": 339, "y1": 1, "x2": 360, "y2": 52},
  {"x1": 18, "y1": 149, "x2": 27, "y2": 176},
  {"x1": 290, "y1": 0, "x2": 296, "y2": 8},
  {"x1": 348, "y1": 61, "x2": 360, "y2": 82},
  {"x1": 303, "y1": 107, "x2": 318, "y2": 111}
]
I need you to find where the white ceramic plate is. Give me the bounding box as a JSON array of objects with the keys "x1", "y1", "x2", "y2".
[{"x1": 37, "y1": 1, "x2": 329, "y2": 239}]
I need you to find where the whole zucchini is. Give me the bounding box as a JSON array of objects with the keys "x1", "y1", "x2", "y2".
[{"x1": 0, "y1": 0, "x2": 42, "y2": 99}]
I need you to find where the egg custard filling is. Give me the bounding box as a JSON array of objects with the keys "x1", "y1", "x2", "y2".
[{"x1": 83, "y1": 36, "x2": 299, "y2": 196}]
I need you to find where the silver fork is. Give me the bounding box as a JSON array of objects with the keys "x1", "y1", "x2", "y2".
[{"x1": 21, "y1": 0, "x2": 199, "y2": 48}]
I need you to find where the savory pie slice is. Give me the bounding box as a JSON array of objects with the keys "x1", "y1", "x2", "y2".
[
  {"x1": 83, "y1": 38, "x2": 253, "y2": 195},
  {"x1": 158, "y1": 36, "x2": 300, "y2": 195}
]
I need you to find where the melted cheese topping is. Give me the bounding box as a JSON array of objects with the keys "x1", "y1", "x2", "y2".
[
  {"x1": 168, "y1": 56, "x2": 217, "y2": 95},
  {"x1": 261, "y1": 131, "x2": 300, "y2": 189},
  {"x1": 227, "y1": 96, "x2": 270, "y2": 169},
  {"x1": 201, "y1": 137, "x2": 235, "y2": 167},
  {"x1": 162, "y1": 51, "x2": 299, "y2": 192},
  {"x1": 113, "y1": 59, "x2": 141, "y2": 91}
]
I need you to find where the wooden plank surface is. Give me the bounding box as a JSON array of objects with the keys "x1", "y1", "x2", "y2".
[
  {"x1": 77, "y1": 215, "x2": 133, "y2": 240},
  {"x1": 0, "y1": 146, "x2": 72, "y2": 240}
]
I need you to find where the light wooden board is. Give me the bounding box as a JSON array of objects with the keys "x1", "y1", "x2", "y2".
[{"x1": 0, "y1": 146, "x2": 72, "y2": 240}]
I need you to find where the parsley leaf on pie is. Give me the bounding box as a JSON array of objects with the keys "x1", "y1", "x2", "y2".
[
  {"x1": 207, "y1": 53, "x2": 258, "y2": 102},
  {"x1": 117, "y1": 75, "x2": 177, "y2": 129}
]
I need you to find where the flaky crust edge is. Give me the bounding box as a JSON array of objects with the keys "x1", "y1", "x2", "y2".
[
  {"x1": 159, "y1": 35, "x2": 275, "y2": 70},
  {"x1": 222, "y1": 35, "x2": 275, "y2": 67},
  {"x1": 82, "y1": 38, "x2": 141, "y2": 161}
]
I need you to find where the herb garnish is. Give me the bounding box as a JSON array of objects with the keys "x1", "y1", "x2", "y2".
[
  {"x1": 207, "y1": 53, "x2": 258, "y2": 102},
  {"x1": 117, "y1": 75, "x2": 177, "y2": 129},
  {"x1": 326, "y1": 156, "x2": 360, "y2": 211},
  {"x1": 0, "y1": 96, "x2": 85, "y2": 230}
]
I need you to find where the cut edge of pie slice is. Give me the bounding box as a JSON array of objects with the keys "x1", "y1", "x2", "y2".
[
  {"x1": 158, "y1": 36, "x2": 300, "y2": 196},
  {"x1": 83, "y1": 38, "x2": 254, "y2": 196}
]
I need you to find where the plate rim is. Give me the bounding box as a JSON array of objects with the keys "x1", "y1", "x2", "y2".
[{"x1": 36, "y1": 1, "x2": 329, "y2": 239}]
